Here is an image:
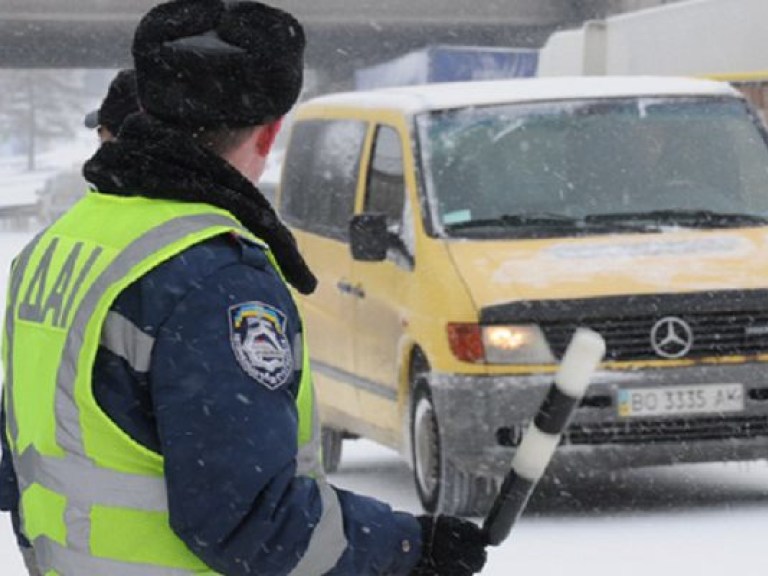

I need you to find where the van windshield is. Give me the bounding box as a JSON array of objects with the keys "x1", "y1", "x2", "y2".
[{"x1": 417, "y1": 97, "x2": 768, "y2": 238}]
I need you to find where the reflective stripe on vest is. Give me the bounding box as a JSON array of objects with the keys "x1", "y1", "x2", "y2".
[{"x1": 4, "y1": 194, "x2": 346, "y2": 575}]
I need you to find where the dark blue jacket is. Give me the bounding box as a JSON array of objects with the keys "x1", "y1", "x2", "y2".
[{"x1": 1, "y1": 233, "x2": 421, "y2": 575}]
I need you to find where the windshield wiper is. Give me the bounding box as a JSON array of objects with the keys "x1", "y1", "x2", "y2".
[
  {"x1": 444, "y1": 212, "x2": 653, "y2": 233},
  {"x1": 445, "y1": 212, "x2": 581, "y2": 231},
  {"x1": 585, "y1": 209, "x2": 768, "y2": 228}
]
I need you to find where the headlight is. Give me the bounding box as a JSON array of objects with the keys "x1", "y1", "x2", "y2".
[
  {"x1": 482, "y1": 325, "x2": 555, "y2": 364},
  {"x1": 446, "y1": 323, "x2": 555, "y2": 364}
]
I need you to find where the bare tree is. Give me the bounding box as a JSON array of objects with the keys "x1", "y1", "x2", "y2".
[{"x1": 0, "y1": 69, "x2": 88, "y2": 171}]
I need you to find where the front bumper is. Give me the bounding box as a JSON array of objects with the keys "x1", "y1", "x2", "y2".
[{"x1": 429, "y1": 363, "x2": 768, "y2": 478}]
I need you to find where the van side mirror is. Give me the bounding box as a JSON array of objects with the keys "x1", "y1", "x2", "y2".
[{"x1": 350, "y1": 213, "x2": 388, "y2": 262}]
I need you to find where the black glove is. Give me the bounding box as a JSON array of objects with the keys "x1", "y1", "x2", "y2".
[{"x1": 411, "y1": 515, "x2": 487, "y2": 576}]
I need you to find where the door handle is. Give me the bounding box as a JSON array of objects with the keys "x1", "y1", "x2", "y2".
[
  {"x1": 350, "y1": 284, "x2": 365, "y2": 299},
  {"x1": 336, "y1": 280, "x2": 365, "y2": 299}
]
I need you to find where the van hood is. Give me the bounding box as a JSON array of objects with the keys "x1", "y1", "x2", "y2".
[{"x1": 445, "y1": 229, "x2": 768, "y2": 307}]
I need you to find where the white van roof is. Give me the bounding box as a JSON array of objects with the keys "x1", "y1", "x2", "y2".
[{"x1": 301, "y1": 76, "x2": 741, "y2": 115}]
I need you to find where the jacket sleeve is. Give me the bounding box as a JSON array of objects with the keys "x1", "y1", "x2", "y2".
[
  {"x1": 0, "y1": 395, "x2": 29, "y2": 548},
  {"x1": 150, "y1": 254, "x2": 421, "y2": 575}
]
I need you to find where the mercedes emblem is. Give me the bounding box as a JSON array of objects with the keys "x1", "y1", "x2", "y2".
[{"x1": 650, "y1": 316, "x2": 693, "y2": 359}]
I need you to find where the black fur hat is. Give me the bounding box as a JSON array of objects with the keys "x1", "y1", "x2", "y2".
[
  {"x1": 132, "y1": 0, "x2": 305, "y2": 128},
  {"x1": 84, "y1": 69, "x2": 139, "y2": 135}
]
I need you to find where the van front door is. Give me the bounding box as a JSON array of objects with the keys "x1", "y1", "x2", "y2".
[
  {"x1": 352, "y1": 124, "x2": 414, "y2": 447},
  {"x1": 279, "y1": 119, "x2": 367, "y2": 435}
]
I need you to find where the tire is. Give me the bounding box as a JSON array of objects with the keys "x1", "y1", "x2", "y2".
[
  {"x1": 410, "y1": 379, "x2": 496, "y2": 516},
  {"x1": 411, "y1": 382, "x2": 441, "y2": 512},
  {"x1": 321, "y1": 426, "x2": 344, "y2": 474}
]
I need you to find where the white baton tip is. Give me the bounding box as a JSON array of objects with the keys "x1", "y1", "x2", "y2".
[
  {"x1": 512, "y1": 424, "x2": 561, "y2": 481},
  {"x1": 555, "y1": 328, "x2": 606, "y2": 398}
]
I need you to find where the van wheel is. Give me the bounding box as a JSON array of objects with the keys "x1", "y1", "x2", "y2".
[
  {"x1": 321, "y1": 426, "x2": 343, "y2": 474},
  {"x1": 410, "y1": 380, "x2": 495, "y2": 516}
]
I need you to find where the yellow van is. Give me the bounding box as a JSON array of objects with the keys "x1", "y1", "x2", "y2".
[{"x1": 276, "y1": 76, "x2": 768, "y2": 515}]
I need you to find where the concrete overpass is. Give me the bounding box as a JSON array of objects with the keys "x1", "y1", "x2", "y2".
[{"x1": 0, "y1": 0, "x2": 680, "y2": 89}]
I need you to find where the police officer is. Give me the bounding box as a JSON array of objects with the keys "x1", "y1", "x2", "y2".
[
  {"x1": 1, "y1": 1, "x2": 488, "y2": 575},
  {"x1": 83, "y1": 68, "x2": 139, "y2": 143}
]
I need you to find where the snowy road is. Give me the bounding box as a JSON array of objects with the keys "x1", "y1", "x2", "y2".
[{"x1": 330, "y1": 440, "x2": 768, "y2": 575}]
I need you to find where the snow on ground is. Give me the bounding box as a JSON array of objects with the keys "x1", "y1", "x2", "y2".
[{"x1": 330, "y1": 440, "x2": 768, "y2": 575}]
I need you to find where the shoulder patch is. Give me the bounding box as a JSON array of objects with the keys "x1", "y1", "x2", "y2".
[{"x1": 229, "y1": 301, "x2": 293, "y2": 389}]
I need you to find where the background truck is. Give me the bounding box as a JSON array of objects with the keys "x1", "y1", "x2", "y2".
[
  {"x1": 354, "y1": 44, "x2": 539, "y2": 90},
  {"x1": 536, "y1": 0, "x2": 768, "y2": 119}
]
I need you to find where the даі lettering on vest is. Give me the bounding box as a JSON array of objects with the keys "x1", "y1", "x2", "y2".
[
  {"x1": 17, "y1": 238, "x2": 103, "y2": 329},
  {"x1": 0, "y1": 1, "x2": 488, "y2": 574}
]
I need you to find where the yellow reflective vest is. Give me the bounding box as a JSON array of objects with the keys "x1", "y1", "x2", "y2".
[{"x1": 2, "y1": 192, "x2": 327, "y2": 575}]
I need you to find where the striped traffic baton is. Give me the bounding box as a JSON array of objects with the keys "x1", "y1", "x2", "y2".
[{"x1": 482, "y1": 327, "x2": 606, "y2": 546}]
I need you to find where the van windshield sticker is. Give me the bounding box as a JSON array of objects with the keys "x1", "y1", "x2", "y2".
[{"x1": 443, "y1": 209, "x2": 472, "y2": 225}]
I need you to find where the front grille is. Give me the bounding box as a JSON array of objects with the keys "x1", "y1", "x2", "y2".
[
  {"x1": 563, "y1": 415, "x2": 768, "y2": 445},
  {"x1": 543, "y1": 309, "x2": 768, "y2": 361},
  {"x1": 481, "y1": 290, "x2": 768, "y2": 362}
]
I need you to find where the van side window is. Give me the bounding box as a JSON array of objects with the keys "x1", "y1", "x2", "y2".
[
  {"x1": 279, "y1": 119, "x2": 366, "y2": 240},
  {"x1": 365, "y1": 126, "x2": 406, "y2": 233}
]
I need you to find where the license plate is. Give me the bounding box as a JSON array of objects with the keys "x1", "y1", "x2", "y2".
[{"x1": 617, "y1": 383, "x2": 744, "y2": 418}]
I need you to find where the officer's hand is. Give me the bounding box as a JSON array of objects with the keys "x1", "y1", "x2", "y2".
[{"x1": 410, "y1": 515, "x2": 487, "y2": 576}]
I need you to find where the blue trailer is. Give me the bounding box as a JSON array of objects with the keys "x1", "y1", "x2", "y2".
[{"x1": 354, "y1": 45, "x2": 539, "y2": 90}]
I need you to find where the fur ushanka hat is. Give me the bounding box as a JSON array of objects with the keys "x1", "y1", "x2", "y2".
[
  {"x1": 84, "y1": 69, "x2": 139, "y2": 135},
  {"x1": 132, "y1": 0, "x2": 305, "y2": 128}
]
